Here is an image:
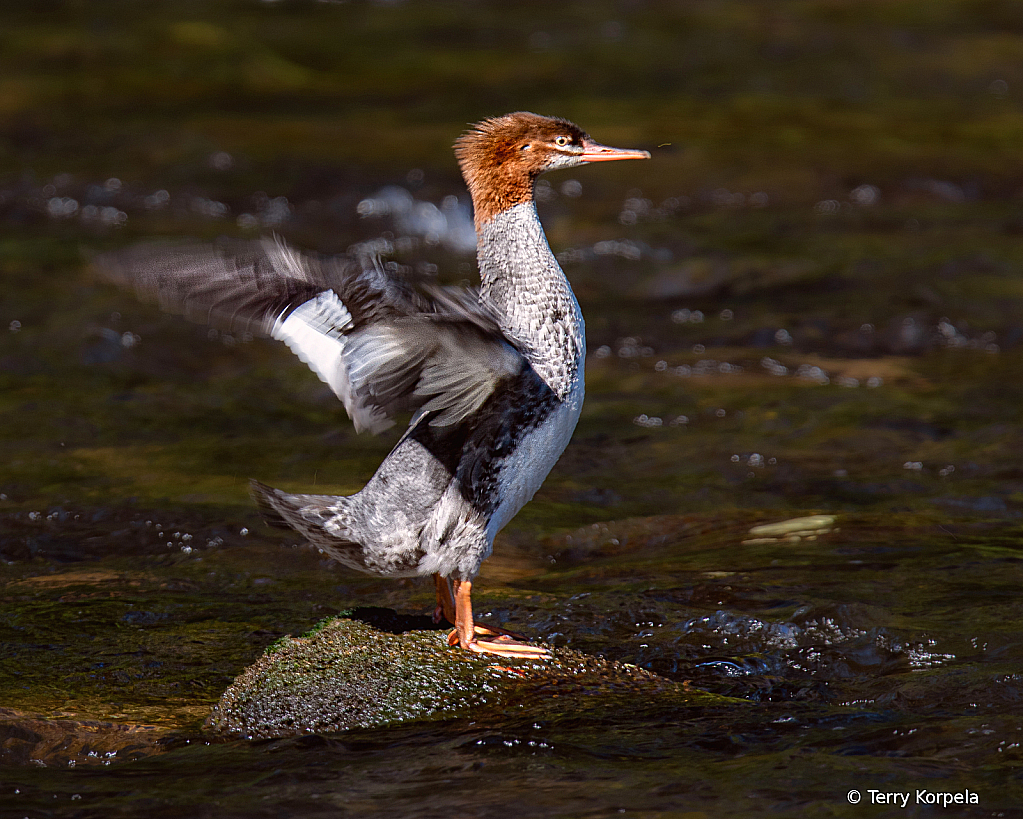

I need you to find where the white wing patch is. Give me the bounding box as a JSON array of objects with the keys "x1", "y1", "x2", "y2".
[{"x1": 270, "y1": 291, "x2": 391, "y2": 430}]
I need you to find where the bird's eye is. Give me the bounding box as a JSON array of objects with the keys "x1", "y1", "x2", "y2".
[
  {"x1": 554, "y1": 136, "x2": 570, "y2": 147},
  {"x1": 520, "y1": 143, "x2": 532, "y2": 151}
]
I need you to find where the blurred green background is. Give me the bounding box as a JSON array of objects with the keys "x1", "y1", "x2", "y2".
[{"x1": 3, "y1": 0, "x2": 1023, "y2": 523}]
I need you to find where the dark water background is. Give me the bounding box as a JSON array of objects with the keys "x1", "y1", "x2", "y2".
[{"x1": 2, "y1": 2, "x2": 1023, "y2": 816}]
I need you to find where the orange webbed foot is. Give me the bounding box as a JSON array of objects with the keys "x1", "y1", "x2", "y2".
[{"x1": 446, "y1": 578, "x2": 550, "y2": 660}]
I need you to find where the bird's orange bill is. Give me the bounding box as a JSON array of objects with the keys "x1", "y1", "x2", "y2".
[{"x1": 579, "y1": 140, "x2": 651, "y2": 162}]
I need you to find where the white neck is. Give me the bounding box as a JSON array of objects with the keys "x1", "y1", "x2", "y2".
[{"x1": 475, "y1": 202, "x2": 585, "y2": 400}]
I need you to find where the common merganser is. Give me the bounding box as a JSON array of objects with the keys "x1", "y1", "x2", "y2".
[{"x1": 99, "y1": 112, "x2": 649, "y2": 658}]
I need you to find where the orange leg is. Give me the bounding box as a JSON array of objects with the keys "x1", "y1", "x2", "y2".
[
  {"x1": 432, "y1": 573, "x2": 456, "y2": 625},
  {"x1": 446, "y1": 578, "x2": 550, "y2": 659}
]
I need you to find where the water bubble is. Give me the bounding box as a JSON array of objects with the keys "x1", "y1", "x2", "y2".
[
  {"x1": 719, "y1": 309, "x2": 734, "y2": 320},
  {"x1": 654, "y1": 360, "x2": 667, "y2": 372},
  {"x1": 191, "y1": 196, "x2": 230, "y2": 219},
  {"x1": 623, "y1": 196, "x2": 651, "y2": 217},
  {"x1": 209, "y1": 151, "x2": 234, "y2": 171},
  {"x1": 849, "y1": 184, "x2": 880, "y2": 206},
  {"x1": 534, "y1": 179, "x2": 555, "y2": 202},
  {"x1": 669, "y1": 415, "x2": 689, "y2": 426},
  {"x1": 560, "y1": 180, "x2": 582, "y2": 197},
  {"x1": 903, "y1": 461, "x2": 923, "y2": 471},
  {"x1": 240, "y1": 527, "x2": 249, "y2": 536},
  {"x1": 692, "y1": 343, "x2": 705, "y2": 354},
  {"x1": 84, "y1": 205, "x2": 128, "y2": 226},
  {"x1": 730, "y1": 454, "x2": 740, "y2": 463},
  {"x1": 593, "y1": 239, "x2": 643, "y2": 260},
  {"x1": 796, "y1": 364, "x2": 829, "y2": 385},
  {"x1": 716, "y1": 408, "x2": 727, "y2": 418},
  {"x1": 989, "y1": 79, "x2": 1009, "y2": 97},
  {"x1": 259, "y1": 196, "x2": 291, "y2": 227},
  {"x1": 747, "y1": 453, "x2": 765, "y2": 467},
  {"x1": 593, "y1": 345, "x2": 611, "y2": 359},
  {"x1": 814, "y1": 199, "x2": 841, "y2": 214},
  {"x1": 712, "y1": 188, "x2": 744, "y2": 208},
  {"x1": 616, "y1": 337, "x2": 653, "y2": 358},
  {"x1": 749, "y1": 191, "x2": 769, "y2": 208},
  {"x1": 144, "y1": 189, "x2": 170, "y2": 210},
  {"x1": 237, "y1": 213, "x2": 259, "y2": 229},
  {"x1": 761, "y1": 357, "x2": 788, "y2": 376},
  {"x1": 9, "y1": 320, "x2": 21, "y2": 333},
  {"x1": 774, "y1": 329, "x2": 793, "y2": 345},
  {"x1": 104, "y1": 177, "x2": 122, "y2": 192},
  {"x1": 658, "y1": 195, "x2": 689, "y2": 216},
  {"x1": 46, "y1": 196, "x2": 79, "y2": 218},
  {"x1": 939, "y1": 465, "x2": 955, "y2": 477}
]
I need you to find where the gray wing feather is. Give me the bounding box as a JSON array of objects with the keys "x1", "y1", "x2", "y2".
[
  {"x1": 93, "y1": 237, "x2": 527, "y2": 435},
  {"x1": 94, "y1": 236, "x2": 344, "y2": 337}
]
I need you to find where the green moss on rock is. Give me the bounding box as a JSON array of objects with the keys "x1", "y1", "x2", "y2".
[{"x1": 206, "y1": 615, "x2": 714, "y2": 739}]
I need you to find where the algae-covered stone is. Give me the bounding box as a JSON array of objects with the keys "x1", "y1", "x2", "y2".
[{"x1": 206, "y1": 613, "x2": 701, "y2": 739}]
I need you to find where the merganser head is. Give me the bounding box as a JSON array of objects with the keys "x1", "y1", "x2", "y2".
[{"x1": 455, "y1": 112, "x2": 650, "y2": 229}]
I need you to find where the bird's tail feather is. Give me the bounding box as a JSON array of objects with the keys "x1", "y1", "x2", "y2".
[
  {"x1": 249, "y1": 479, "x2": 294, "y2": 530},
  {"x1": 249, "y1": 478, "x2": 359, "y2": 548}
]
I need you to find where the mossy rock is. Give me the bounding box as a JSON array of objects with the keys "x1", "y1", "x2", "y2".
[{"x1": 206, "y1": 611, "x2": 714, "y2": 739}]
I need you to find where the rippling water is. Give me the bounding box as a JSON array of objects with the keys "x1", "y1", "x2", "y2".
[
  {"x1": 3, "y1": 2, "x2": 1023, "y2": 816},
  {"x1": 2, "y1": 512, "x2": 1021, "y2": 816}
]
